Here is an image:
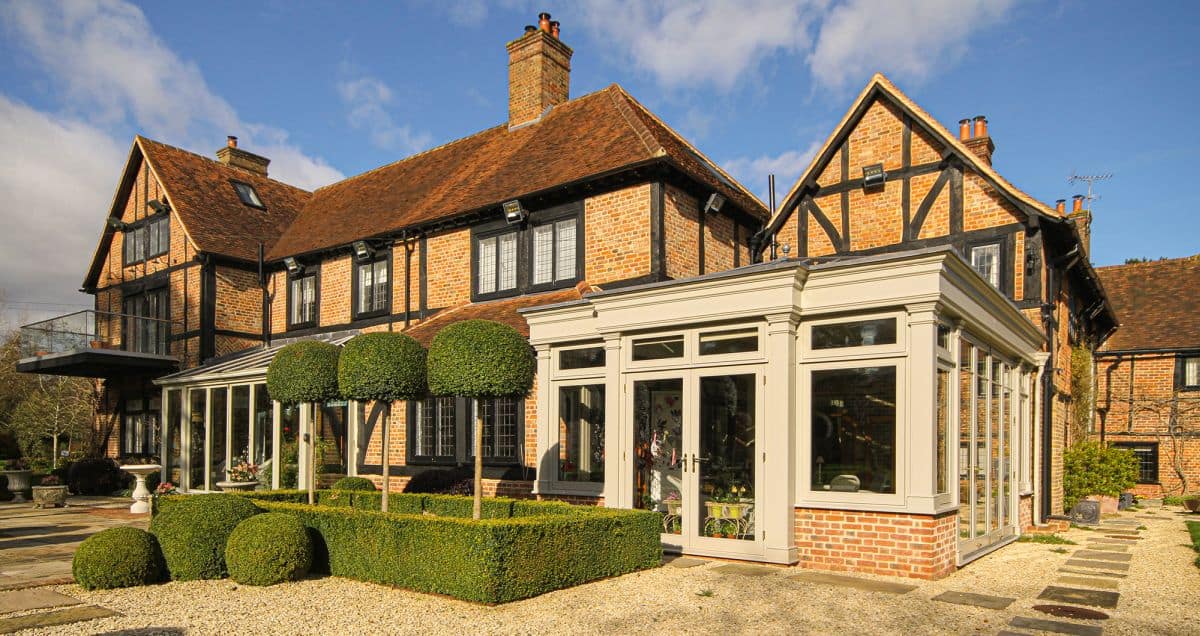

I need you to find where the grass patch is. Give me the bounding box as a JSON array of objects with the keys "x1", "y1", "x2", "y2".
[
  {"x1": 1137, "y1": 525, "x2": 1148, "y2": 531},
  {"x1": 1017, "y1": 534, "x2": 1077, "y2": 545},
  {"x1": 1186, "y1": 521, "x2": 1200, "y2": 569},
  {"x1": 1050, "y1": 547, "x2": 1070, "y2": 554},
  {"x1": 696, "y1": 589, "x2": 715, "y2": 597}
]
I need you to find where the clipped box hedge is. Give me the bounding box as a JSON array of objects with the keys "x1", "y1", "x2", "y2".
[{"x1": 154, "y1": 491, "x2": 660, "y2": 603}]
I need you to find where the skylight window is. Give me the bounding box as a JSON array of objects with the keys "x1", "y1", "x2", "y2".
[{"x1": 231, "y1": 181, "x2": 264, "y2": 208}]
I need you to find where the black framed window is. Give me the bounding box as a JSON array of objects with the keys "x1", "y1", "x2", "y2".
[
  {"x1": 970, "y1": 242, "x2": 1001, "y2": 288},
  {"x1": 123, "y1": 215, "x2": 169, "y2": 265},
  {"x1": 123, "y1": 287, "x2": 168, "y2": 354},
  {"x1": 122, "y1": 395, "x2": 161, "y2": 457},
  {"x1": 1180, "y1": 356, "x2": 1200, "y2": 390},
  {"x1": 475, "y1": 231, "x2": 518, "y2": 297},
  {"x1": 288, "y1": 273, "x2": 318, "y2": 329},
  {"x1": 407, "y1": 396, "x2": 524, "y2": 465},
  {"x1": 1112, "y1": 442, "x2": 1158, "y2": 484},
  {"x1": 471, "y1": 201, "x2": 583, "y2": 301},
  {"x1": 531, "y1": 217, "x2": 577, "y2": 287},
  {"x1": 231, "y1": 181, "x2": 264, "y2": 208},
  {"x1": 353, "y1": 252, "x2": 390, "y2": 318}
]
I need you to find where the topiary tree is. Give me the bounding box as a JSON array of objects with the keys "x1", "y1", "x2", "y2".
[
  {"x1": 337, "y1": 332, "x2": 426, "y2": 511},
  {"x1": 149, "y1": 493, "x2": 260, "y2": 580},
  {"x1": 1063, "y1": 441, "x2": 1139, "y2": 512},
  {"x1": 331, "y1": 475, "x2": 377, "y2": 491},
  {"x1": 225, "y1": 512, "x2": 313, "y2": 586},
  {"x1": 266, "y1": 340, "x2": 341, "y2": 504},
  {"x1": 72, "y1": 526, "x2": 164, "y2": 589},
  {"x1": 427, "y1": 320, "x2": 534, "y2": 519}
]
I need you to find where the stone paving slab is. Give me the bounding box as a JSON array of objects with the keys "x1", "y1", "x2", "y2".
[
  {"x1": 1085, "y1": 537, "x2": 1135, "y2": 545},
  {"x1": 932, "y1": 590, "x2": 1016, "y2": 609},
  {"x1": 1072, "y1": 550, "x2": 1132, "y2": 563},
  {"x1": 0, "y1": 605, "x2": 118, "y2": 634},
  {"x1": 0, "y1": 525, "x2": 88, "y2": 538},
  {"x1": 663, "y1": 556, "x2": 707, "y2": 569},
  {"x1": 788, "y1": 571, "x2": 917, "y2": 594},
  {"x1": 1009, "y1": 615, "x2": 1103, "y2": 636},
  {"x1": 1038, "y1": 585, "x2": 1121, "y2": 609},
  {"x1": 1065, "y1": 559, "x2": 1130, "y2": 572},
  {"x1": 0, "y1": 577, "x2": 73, "y2": 592},
  {"x1": 1059, "y1": 566, "x2": 1126, "y2": 579},
  {"x1": 1056, "y1": 575, "x2": 1120, "y2": 590},
  {"x1": 995, "y1": 631, "x2": 1032, "y2": 636},
  {"x1": 712, "y1": 564, "x2": 777, "y2": 577},
  {"x1": 1079, "y1": 544, "x2": 1127, "y2": 553},
  {"x1": 0, "y1": 588, "x2": 81, "y2": 613}
]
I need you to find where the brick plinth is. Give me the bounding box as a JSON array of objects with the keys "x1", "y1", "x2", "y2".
[{"x1": 793, "y1": 507, "x2": 958, "y2": 579}]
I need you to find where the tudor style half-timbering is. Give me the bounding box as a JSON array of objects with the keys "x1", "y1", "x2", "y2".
[{"x1": 761, "y1": 75, "x2": 1117, "y2": 534}]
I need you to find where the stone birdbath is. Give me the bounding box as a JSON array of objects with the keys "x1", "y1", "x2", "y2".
[{"x1": 122, "y1": 464, "x2": 161, "y2": 514}]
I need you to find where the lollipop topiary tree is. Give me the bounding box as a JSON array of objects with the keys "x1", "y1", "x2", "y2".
[
  {"x1": 337, "y1": 332, "x2": 426, "y2": 511},
  {"x1": 427, "y1": 320, "x2": 534, "y2": 519},
  {"x1": 266, "y1": 340, "x2": 341, "y2": 504}
]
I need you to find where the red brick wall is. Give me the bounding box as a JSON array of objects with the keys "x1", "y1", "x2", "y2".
[
  {"x1": 664, "y1": 184, "x2": 700, "y2": 279},
  {"x1": 585, "y1": 184, "x2": 651, "y2": 283},
  {"x1": 793, "y1": 507, "x2": 958, "y2": 579}
]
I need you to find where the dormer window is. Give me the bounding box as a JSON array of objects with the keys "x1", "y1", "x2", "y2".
[{"x1": 231, "y1": 181, "x2": 264, "y2": 208}]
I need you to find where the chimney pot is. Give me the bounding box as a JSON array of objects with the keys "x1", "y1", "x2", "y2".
[
  {"x1": 958, "y1": 119, "x2": 971, "y2": 140},
  {"x1": 973, "y1": 115, "x2": 988, "y2": 138},
  {"x1": 1072, "y1": 194, "x2": 1084, "y2": 213},
  {"x1": 539, "y1": 12, "x2": 551, "y2": 33},
  {"x1": 550, "y1": 20, "x2": 560, "y2": 39},
  {"x1": 227, "y1": 135, "x2": 238, "y2": 148},
  {"x1": 524, "y1": 24, "x2": 536, "y2": 34},
  {"x1": 1055, "y1": 199, "x2": 1066, "y2": 214}
]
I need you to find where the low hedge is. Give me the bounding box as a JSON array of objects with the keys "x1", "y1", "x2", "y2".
[
  {"x1": 226, "y1": 512, "x2": 313, "y2": 586},
  {"x1": 149, "y1": 493, "x2": 260, "y2": 580},
  {"x1": 331, "y1": 476, "x2": 376, "y2": 491},
  {"x1": 251, "y1": 500, "x2": 661, "y2": 603},
  {"x1": 72, "y1": 527, "x2": 163, "y2": 590}
]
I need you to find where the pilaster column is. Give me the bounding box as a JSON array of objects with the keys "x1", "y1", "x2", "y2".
[
  {"x1": 532, "y1": 344, "x2": 554, "y2": 494},
  {"x1": 763, "y1": 311, "x2": 799, "y2": 564},
  {"x1": 602, "y1": 334, "x2": 623, "y2": 508},
  {"x1": 905, "y1": 302, "x2": 939, "y2": 511}
]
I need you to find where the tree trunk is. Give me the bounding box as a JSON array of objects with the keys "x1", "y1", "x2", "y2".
[
  {"x1": 308, "y1": 403, "x2": 316, "y2": 506},
  {"x1": 473, "y1": 411, "x2": 483, "y2": 520},
  {"x1": 51, "y1": 433, "x2": 58, "y2": 470},
  {"x1": 381, "y1": 401, "x2": 390, "y2": 512}
]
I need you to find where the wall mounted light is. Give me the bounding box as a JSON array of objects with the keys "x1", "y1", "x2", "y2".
[
  {"x1": 352, "y1": 240, "x2": 373, "y2": 261},
  {"x1": 702, "y1": 192, "x2": 726, "y2": 215},
  {"x1": 146, "y1": 199, "x2": 169, "y2": 215},
  {"x1": 106, "y1": 217, "x2": 131, "y2": 231},
  {"x1": 862, "y1": 163, "x2": 886, "y2": 190},
  {"x1": 502, "y1": 199, "x2": 527, "y2": 225},
  {"x1": 284, "y1": 256, "x2": 302, "y2": 275}
]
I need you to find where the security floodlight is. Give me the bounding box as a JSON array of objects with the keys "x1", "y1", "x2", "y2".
[
  {"x1": 862, "y1": 163, "x2": 886, "y2": 190},
  {"x1": 284, "y1": 257, "x2": 302, "y2": 275},
  {"x1": 703, "y1": 192, "x2": 725, "y2": 215},
  {"x1": 502, "y1": 199, "x2": 526, "y2": 225},
  {"x1": 352, "y1": 240, "x2": 373, "y2": 260},
  {"x1": 106, "y1": 217, "x2": 130, "y2": 230},
  {"x1": 146, "y1": 199, "x2": 169, "y2": 215}
]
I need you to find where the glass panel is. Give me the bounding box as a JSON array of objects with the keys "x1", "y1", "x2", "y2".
[
  {"x1": 1186, "y1": 357, "x2": 1200, "y2": 387},
  {"x1": 477, "y1": 237, "x2": 496, "y2": 294},
  {"x1": 188, "y1": 390, "x2": 206, "y2": 490},
  {"x1": 355, "y1": 401, "x2": 382, "y2": 471},
  {"x1": 319, "y1": 403, "x2": 349, "y2": 475},
  {"x1": 559, "y1": 346, "x2": 605, "y2": 370},
  {"x1": 989, "y1": 359, "x2": 1001, "y2": 532},
  {"x1": 555, "y1": 218, "x2": 576, "y2": 280},
  {"x1": 373, "y1": 260, "x2": 388, "y2": 311},
  {"x1": 632, "y1": 335, "x2": 684, "y2": 361},
  {"x1": 253, "y1": 385, "x2": 272, "y2": 484},
  {"x1": 165, "y1": 389, "x2": 183, "y2": 486},
  {"x1": 533, "y1": 224, "x2": 554, "y2": 284},
  {"x1": 958, "y1": 340, "x2": 974, "y2": 540},
  {"x1": 498, "y1": 233, "x2": 517, "y2": 290},
  {"x1": 633, "y1": 378, "x2": 683, "y2": 535},
  {"x1": 232, "y1": 386, "x2": 251, "y2": 466},
  {"x1": 936, "y1": 368, "x2": 950, "y2": 495},
  {"x1": 811, "y1": 367, "x2": 897, "y2": 494},
  {"x1": 1000, "y1": 365, "x2": 1011, "y2": 529},
  {"x1": 414, "y1": 398, "x2": 434, "y2": 457},
  {"x1": 280, "y1": 404, "x2": 301, "y2": 489},
  {"x1": 811, "y1": 318, "x2": 897, "y2": 349},
  {"x1": 974, "y1": 352, "x2": 987, "y2": 537},
  {"x1": 558, "y1": 385, "x2": 605, "y2": 482},
  {"x1": 699, "y1": 374, "x2": 756, "y2": 541},
  {"x1": 436, "y1": 397, "x2": 456, "y2": 457},
  {"x1": 357, "y1": 263, "x2": 372, "y2": 313},
  {"x1": 971, "y1": 244, "x2": 1001, "y2": 287},
  {"x1": 698, "y1": 328, "x2": 758, "y2": 356},
  {"x1": 937, "y1": 324, "x2": 951, "y2": 350},
  {"x1": 209, "y1": 388, "x2": 228, "y2": 487}
]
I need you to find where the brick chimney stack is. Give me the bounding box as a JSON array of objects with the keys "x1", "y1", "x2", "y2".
[
  {"x1": 958, "y1": 115, "x2": 995, "y2": 166},
  {"x1": 506, "y1": 12, "x2": 573, "y2": 128},
  {"x1": 216, "y1": 135, "x2": 270, "y2": 177},
  {"x1": 1068, "y1": 194, "x2": 1091, "y2": 254}
]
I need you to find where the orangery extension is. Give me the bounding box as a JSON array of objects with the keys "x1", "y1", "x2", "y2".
[{"x1": 15, "y1": 15, "x2": 1114, "y2": 579}]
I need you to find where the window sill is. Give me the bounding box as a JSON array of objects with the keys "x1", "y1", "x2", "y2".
[{"x1": 352, "y1": 309, "x2": 390, "y2": 321}]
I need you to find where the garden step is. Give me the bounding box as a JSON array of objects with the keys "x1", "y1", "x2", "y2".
[
  {"x1": 1058, "y1": 566, "x2": 1125, "y2": 579},
  {"x1": 0, "y1": 588, "x2": 80, "y2": 613},
  {"x1": 663, "y1": 556, "x2": 707, "y2": 569},
  {"x1": 1078, "y1": 544, "x2": 1126, "y2": 553},
  {"x1": 1085, "y1": 538, "x2": 1135, "y2": 545},
  {"x1": 712, "y1": 564, "x2": 777, "y2": 577},
  {"x1": 1032, "y1": 605, "x2": 1110, "y2": 621},
  {"x1": 1009, "y1": 615, "x2": 1103, "y2": 636},
  {"x1": 1037, "y1": 586, "x2": 1120, "y2": 609},
  {"x1": 1064, "y1": 559, "x2": 1130, "y2": 573},
  {"x1": 0, "y1": 605, "x2": 118, "y2": 634},
  {"x1": 788, "y1": 571, "x2": 917, "y2": 594},
  {"x1": 1056, "y1": 576, "x2": 1119, "y2": 590},
  {"x1": 1071, "y1": 551, "x2": 1131, "y2": 563},
  {"x1": 932, "y1": 590, "x2": 1016, "y2": 609}
]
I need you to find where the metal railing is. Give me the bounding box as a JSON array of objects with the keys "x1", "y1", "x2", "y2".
[{"x1": 20, "y1": 310, "x2": 177, "y2": 358}]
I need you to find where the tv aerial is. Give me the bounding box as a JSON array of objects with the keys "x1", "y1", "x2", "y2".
[{"x1": 1067, "y1": 171, "x2": 1112, "y2": 209}]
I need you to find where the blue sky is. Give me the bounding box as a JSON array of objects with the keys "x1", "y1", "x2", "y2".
[{"x1": 1, "y1": 0, "x2": 1198, "y2": 323}]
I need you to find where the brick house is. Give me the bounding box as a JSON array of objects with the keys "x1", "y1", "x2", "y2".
[
  {"x1": 1093, "y1": 256, "x2": 1200, "y2": 498},
  {"x1": 16, "y1": 19, "x2": 1114, "y2": 579}
]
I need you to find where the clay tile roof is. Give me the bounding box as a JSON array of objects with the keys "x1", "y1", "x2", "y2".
[
  {"x1": 138, "y1": 137, "x2": 310, "y2": 262},
  {"x1": 267, "y1": 84, "x2": 766, "y2": 260},
  {"x1": 403, "y1": 285, "x2": 587, "y2": 347},
  {"x1": 1097, "y1": 255, "x2": 1200, "y2": 352}
]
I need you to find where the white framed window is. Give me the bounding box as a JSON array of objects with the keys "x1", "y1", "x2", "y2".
[
  {"x1": 355, "y1": 257, "x2": 389, "y2": 316},
  {"x1": 970, "y1": 243, "x2": 1001, "y2": 288},
  {"x1": 1183, "y1": 356, "x2": 1200, "y2": 390}
]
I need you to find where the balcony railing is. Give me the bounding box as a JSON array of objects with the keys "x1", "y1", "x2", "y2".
[{"x1": 20, "y1": 310, "x2": 176, "y2": 358}]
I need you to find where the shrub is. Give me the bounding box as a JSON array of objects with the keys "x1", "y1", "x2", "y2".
[
  {"x1": 150, "y1": 494, "x2": 261, "y2": 580},
  {"x1": 402, "y1": 467, "x2": 472, "y2": 494},
  {"x1": 67, "y1": 457, "x2": 126, "y2": 495},
  {"x1": 338, "y1": 333, "x2": 427, "y2": 402},
  {"x1": 72, "y1": 527, "x2": 163, "y2": 590},
  {"x1": 265, "y1": 340, "x2": 341, "y2": 404},
  {"x1": 1063, "y1": 441, "x2": 1139, "y2": 512},
  {"x1": 332, "y1": 476, "x2": 376, "y2": 491},
  {"x1": 225, "y1": 513, "x2": 313, "y2": 586},
  {"x1": 427, "y1": 320, "x2": 535, "y2": 399}
]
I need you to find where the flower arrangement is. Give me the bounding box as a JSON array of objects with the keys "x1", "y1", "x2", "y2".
[
  {"x1": 155, "y1": 482, "x2": 178, "y2": 496},
  {"x1": 227, "y1": 454, "x2": 260, "y2": 483},
  {"x1": 39, "y1": 475, "x2": 61, "y2": 486}
]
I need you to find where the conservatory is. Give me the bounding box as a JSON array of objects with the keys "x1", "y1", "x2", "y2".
[{"x1": 522, "y1": 246, "x2": 1046, "y2": 577}]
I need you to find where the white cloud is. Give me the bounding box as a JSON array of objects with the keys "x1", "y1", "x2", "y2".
[
  {"x1": 0, "y1": 0, "x2": 342, "y2": 190},
  {"x1": 337, "y1": 76, "x2": 432, "y2": 155},
  {"x1": 808, "y1": 0, "x2": 1018, "y2": 90},
  {"x1": 723, "y1": 140, "x2": 822, "y2": 204}
]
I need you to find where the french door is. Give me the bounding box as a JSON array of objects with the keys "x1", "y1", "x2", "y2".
[{"x1": 629, "y1": 366, "x2": 764, "y2": 559}]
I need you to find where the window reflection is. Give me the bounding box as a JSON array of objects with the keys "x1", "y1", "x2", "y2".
[{"x1": 810, "y1": 366, "x2": 897, "y2": 494}]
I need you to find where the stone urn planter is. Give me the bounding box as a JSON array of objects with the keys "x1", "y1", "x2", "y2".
[
  {"x1": 216, "y1": 481, "x2": 259, "y2": 492},
  {"x1": 2, "y1": 470, "x2": 33, "y2": 503},
  {"x1": 1183, "y1": 496, "x2": 1200, "y2": 513},
  {"x1": 31, "y1": 485, "x2": 69, "y2": 508},
  {"x1": 121, "y1": 464, "x2": 161, "y2": 514},
  {"x1": 1087, "y1": 494, "x2": 1119, "y2": 514}
]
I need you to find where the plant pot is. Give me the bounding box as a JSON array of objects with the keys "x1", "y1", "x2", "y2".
[
  {"x1": 2, "y1": 470, "x2": 33, "y2": 503},
  {"x1": 665, "y1": 500, "x2": 682, "y2": 516},
  {"x1": 31, "y1": 485, "x2": 68, "y2": 509},
  {"x1": 216, "y1": 481, "x2": 259, "y2": 492},
  {"x1": 1183, "y1": 497, "x2": 1200, "y2": 513},
  {"x1": 1087, "y1": 495, "x2": 1119, "y2": 514},
  {"x1": 705, "y1": 501, "x2": 744, "y2": 519}
]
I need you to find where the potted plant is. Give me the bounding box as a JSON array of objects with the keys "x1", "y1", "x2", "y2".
[
  {"x1": 1184, "y1": 495, "x2": 1200, "y2": 513},
  {"x1": 2, "y1": 458, "x2": 33, "y2": 503},
  {"x1": 31, "y1": 474, "x2": 68, "y2": 508},
  {"x1": 217, "y1": 454, "x2": 260, "y2": 492}
]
